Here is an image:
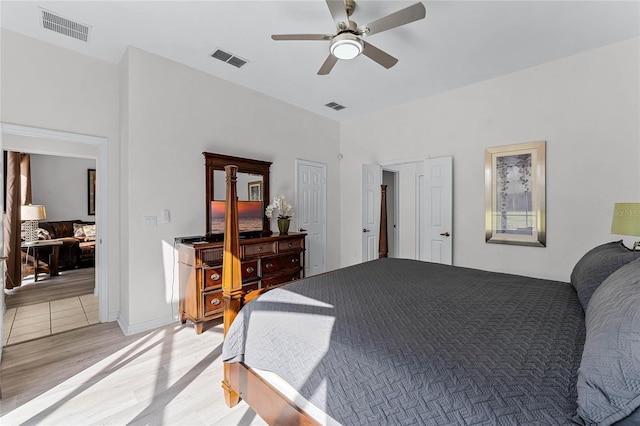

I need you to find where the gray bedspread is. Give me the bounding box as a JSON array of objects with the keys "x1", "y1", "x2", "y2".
[{"x1": 222, "y1": 258, "x2": 585, "y2": 425}]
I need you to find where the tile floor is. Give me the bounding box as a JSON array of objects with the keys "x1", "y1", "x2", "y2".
[{"x1": 3, "y1": 294, "x2": 99, "y2": 346}]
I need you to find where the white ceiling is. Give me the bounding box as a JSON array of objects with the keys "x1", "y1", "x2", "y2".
[{"x1": 2, "y1": 1, "x2": 639, "y2": 122}]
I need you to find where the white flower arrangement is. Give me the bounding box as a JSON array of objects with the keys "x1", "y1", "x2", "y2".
[{"x1": 265, "y1": 194, "x2": 293, "y2": 220}]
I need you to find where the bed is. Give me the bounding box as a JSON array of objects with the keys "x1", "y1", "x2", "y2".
[{"x1": 218, "y1": 165, "x2": 640, "y2": 425}]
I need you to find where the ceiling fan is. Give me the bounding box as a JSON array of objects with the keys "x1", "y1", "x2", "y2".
[{"x1": 271, "y1": 0, "x2": 426, "y2": 75}]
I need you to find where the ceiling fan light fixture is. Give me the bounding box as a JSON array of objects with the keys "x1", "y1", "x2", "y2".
[{"x1": 330, "y1": 33, "x2": 363, "y2": 60}]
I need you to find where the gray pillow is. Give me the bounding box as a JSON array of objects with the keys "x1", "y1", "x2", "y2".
[
  {"x1": 570, "y1": 241, "x2": 636, "y2": 310},
  {"x1": 576, "y1": 258, "x2": 640, "y2": 425}
]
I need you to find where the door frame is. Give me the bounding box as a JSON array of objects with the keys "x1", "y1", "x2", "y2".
[
  {"x1": 379, "y1": 157, "x2": 428, "y2": 260},
  {"x1": 0, "y1": 123, "x2": 109, "y2": 324},
  {"x1": 294, "y1": 159, "x2": 327, "y2": 276},
  {"x1": 381, "y1": 169, "x2": 399, "y2": 258}
]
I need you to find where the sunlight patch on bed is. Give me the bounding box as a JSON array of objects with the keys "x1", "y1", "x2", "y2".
[{"x1": 268, "y1": 289, "x2": 334, "y2": 308}]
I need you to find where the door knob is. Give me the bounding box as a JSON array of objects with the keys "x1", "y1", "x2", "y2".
[
  {"x1": 440, "y1": 232, "x2": 451, "y2": 237},
  {"x1": 299, "y1": 228, "x2": 307, "y2": 232},
  {"x1": 363, "y1": 228, "x2": 371, "y2": 233}
]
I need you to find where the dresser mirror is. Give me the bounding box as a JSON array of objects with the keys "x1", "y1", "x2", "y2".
[{"x1": 204, "y1": 152, "x2": 272, "y2": 235}]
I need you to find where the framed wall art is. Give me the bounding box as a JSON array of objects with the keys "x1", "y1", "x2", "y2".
[
  {"x1": 248, "y1": 181, "x2": 263, "y2": 202},
  {"x1": 485, "y1": 141, "x2": 546, "y2": 247},
  {"x1": 88, "y1": 168, "x2": 96, "y2": 216}
]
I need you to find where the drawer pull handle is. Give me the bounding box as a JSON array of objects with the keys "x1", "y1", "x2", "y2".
[
  {"x1": 246, "y1": 266, "x2": 255, "y2": 274},
  {"x1": 288, "y1": 243, "x2": 293, "y2": 247},
  {"x1": 291, "y1": 258, "x2": 298, "y2": 263},
  {"x1": 258, "y1": 247, "x2": 263, "y2": 252},
  {"x1": 210, "y1": 298, "x2": 221, "y2": 306},
  {"x1": 210, "y1": 273, "x2": 221, "y2": 281},
  {"x1": 265, "y1": 263, "x2": 274, "y2": 269}
]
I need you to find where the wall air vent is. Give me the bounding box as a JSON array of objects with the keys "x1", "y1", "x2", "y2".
[
  {"x1": 325, "y1": 102, "x2": 346, "y2": 111},
  {"x1": 40, "y1": 8, "x2": 91, "y2": 42},
  {"x1": 211, "y1": 48, "x2": 248, "y2": 69}
]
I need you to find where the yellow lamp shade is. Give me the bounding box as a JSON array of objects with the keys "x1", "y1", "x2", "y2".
[
  {"x1": 20, "y1": 204, "x2": 47, "y2": 221},
  {"x1": 611, "y1": 203, "x2": 640, "y2": 237}
]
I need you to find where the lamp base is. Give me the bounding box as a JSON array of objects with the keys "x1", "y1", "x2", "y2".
[{"x1": 23, "y1": 220, "x2": 39, "y2": 243}]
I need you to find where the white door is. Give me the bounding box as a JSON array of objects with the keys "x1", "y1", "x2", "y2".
[
  {"x1": 420, "y1": 156, "x2": 453, "y2": 264},
  {"x1": 362, "y1": 164, "x2": 381, "y2": 262},
  {"x1": 296, "y1": 160, "x2": 326, "y2": 276}
]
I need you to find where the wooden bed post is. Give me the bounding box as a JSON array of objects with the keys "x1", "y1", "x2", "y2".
[
  {"x1": 222, "y1": 165, "x2": 242, "y2": 407},
  {"x1": 379, "y1": 184, "x2": 388, "y2": 258}
]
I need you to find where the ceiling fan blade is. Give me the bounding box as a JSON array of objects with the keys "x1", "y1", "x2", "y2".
[
  {"x1": 317, "y1": 55, "x2": 339, "y2": 75},
  {"x1": 271, "y1": 34, "x2": 332, "y2": 41},
  {"x1": 325, "y1": 0, "x2": 350, "y2": 28},
  {"x1": 362, "y1": 41, "x2": 398, "y2": 69},
  {"x1": 363, "y1": 2, "x2": 426, "y2": 37}
]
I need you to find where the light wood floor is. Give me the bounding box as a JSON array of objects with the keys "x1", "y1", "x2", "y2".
[{"x1": 0, "y1": 319, "x2": 267, "y2": 425}]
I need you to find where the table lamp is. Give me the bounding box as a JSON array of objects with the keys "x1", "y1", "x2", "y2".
[
  {"x1": 611, "y1": 203, "x2": 640, "y2": 251},
  {"x1": 21, "y1": 204, "x2": 47, "y2": 243}
]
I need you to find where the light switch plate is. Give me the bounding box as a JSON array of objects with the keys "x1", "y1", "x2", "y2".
[{"x1": 144, "y1": 216, "x2": 157, "y2": 227}]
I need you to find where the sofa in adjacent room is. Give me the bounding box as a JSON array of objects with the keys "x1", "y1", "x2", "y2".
[{"x1": 34, "y1": 220, "x2": 96, "y2": 269}]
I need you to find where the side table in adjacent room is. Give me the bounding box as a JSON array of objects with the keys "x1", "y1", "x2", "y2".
[{"x1": 22, "y1": 240, "x2": 63, "y2": 282}]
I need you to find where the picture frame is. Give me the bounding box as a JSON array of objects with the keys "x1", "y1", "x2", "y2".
[
  {"x1": 485, "y1": 141, "x2": 546, "y2": 247},
  {"x1": 248, "y1": 181, "x2": 262, "y2": 202},
  {"x1": 88, "y1": 169, "x2": 96, "y2": 216}
]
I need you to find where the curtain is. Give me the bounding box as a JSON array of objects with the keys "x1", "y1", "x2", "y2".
[
  {"x1": 4, "y1": 152, "x2": 22, "y2": 289},
  {"x1": 3, "y1": 152, "x2": 32, "y2": 289},
  {"x1": 21, "y1": 153, "x2": 32, "y2": 205}
]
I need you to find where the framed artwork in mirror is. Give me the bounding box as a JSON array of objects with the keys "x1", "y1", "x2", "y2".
[
  {"x1": 88, "y1": 168, "x2": 96, "y2": 216},
  {"x1": 203, "y1": 152, "x2": 272, "y2": 235},
  {"x1": 248, "y1": 181, "x2": 263, "y2": 201},
  {"x1": 485, "y1": 141, "x2": 546, "y2": 247}
]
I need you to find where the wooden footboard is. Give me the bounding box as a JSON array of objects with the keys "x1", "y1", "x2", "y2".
[
  {"x1": 225, "y1": 362, "x2": 319, "y2": 425},
  {"x1": 221, "y1": 165, "x2": 388, "y2": 423}
]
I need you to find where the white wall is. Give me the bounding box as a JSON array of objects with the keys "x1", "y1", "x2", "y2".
[
  {"x1": 1, "y1": 29, "x2": 341, "y2": 334},
  {"x1": 30, "y1": 154, "x2": 97, "y2": 222},
  {"x1": 340, "y1": 37, "x2": 640, "y2": 282},
  {"x1": 1, "y1": 29, "x2": 121, "y2": 320},
  {"x1": 120, "y1": 47, "x2": 341, "y2": 331}
]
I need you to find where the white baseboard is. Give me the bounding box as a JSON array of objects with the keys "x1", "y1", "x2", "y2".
[{"x1": 116, "y1": 314, "x2": 178, "y2": 336}]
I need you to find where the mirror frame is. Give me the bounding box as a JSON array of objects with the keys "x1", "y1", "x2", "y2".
[{"x1": 203, "y1": 152, "x2": 272, "y2": 235}]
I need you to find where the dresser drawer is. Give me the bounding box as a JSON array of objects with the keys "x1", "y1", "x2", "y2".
[
  {"x1": 244, "y1": 242, "x2": 275, "y2": 257},
  {"x1": 278, "y1": 238, "x2": 303, "y2": 252},
  {"x1": 203, "y1": 260, "x2": 259, "y2": 290},
  {"x1": 199, "y1": 248, "x2": 223, "y2": 266},
  {"x1": 203, "y1": 290, "x2": 224, "y2": 317},
  {"x1": 203, "y1": 266, "x2": 223, "y2": 290},
  {"x1": 242, "y1": 260, "x2": 259, "y2": 282},
  {"x1": 262, "y1": 269, "x2": 303, "y2": 290},
  {"x1": 243, "y1": 282, "x2": 259, "y2": 294},
  {"x1": 262, "y1": 253, "x2": 302, "y2": 274}
]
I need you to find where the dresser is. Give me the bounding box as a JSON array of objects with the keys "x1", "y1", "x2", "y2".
[{"x1": 177, "y1": 233, "x2": 306, "y2": 334}]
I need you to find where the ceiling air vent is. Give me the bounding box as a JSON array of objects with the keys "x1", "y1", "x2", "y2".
[
  {"x1": 40, "y1": 8, "x2": 90, "y2": 42},
  {"x1": 211, "y1": 48, "x2": 248, "y2": 69},
  {"x1": 325, "y1": 102, "x2": 346, "y2": 111}
]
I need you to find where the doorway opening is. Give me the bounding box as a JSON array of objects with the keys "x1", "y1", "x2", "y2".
[
  {"x1": 365, "y1": 156, "x2": 452, "y2": 263},
  {"x1": 1, "y1": 124, "x2": 109, "y2": 349},
  {"x1": 382, "y1": 169, "x2": 398, "y2": 258},
  {"x1": 4, "y1": 153, "x2": 98, "y2": 345}
]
